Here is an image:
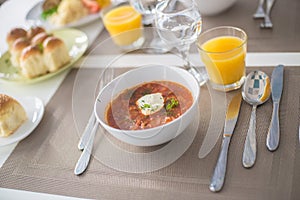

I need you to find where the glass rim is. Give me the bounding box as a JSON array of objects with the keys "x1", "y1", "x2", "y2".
[
  {"x1": 197, "y1": 26, "x2": 247, "y2": 54},
  {"x1": 101, "y1": 3, "x2": 138, "y2": 22},
  {"x1": 156, "y1": 0, "x2": 199, "y2": 16}
]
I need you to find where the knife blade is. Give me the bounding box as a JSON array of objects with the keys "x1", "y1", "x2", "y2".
[
  {"x1": 74, "y1": 122, "x2": 98, "y2": 175},
  {"x1": 209, "y1": 92, "x2": 242, "y2": 192},
  {"x1": 266, "y1": 64, "x2": 284, "y2": 151}
]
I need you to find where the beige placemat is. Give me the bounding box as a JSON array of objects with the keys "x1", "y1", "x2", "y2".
[
  {"x1": 0, "y1": 67, "x2": 299, "y2": 200},
  {"x1": 88, "y1": 0, "x2": 300, "y2": 55}
]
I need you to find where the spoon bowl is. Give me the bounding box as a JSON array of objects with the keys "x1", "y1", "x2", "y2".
[{"x1": 242, "y1": 70, "x2": 271, "y2": 168}]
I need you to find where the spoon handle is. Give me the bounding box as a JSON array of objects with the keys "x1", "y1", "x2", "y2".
[
  {"x1": 266, "y1": 102, "x2": 280, "y2": 151},
  {"x1": 242, "y1": 106, "x2": 257, "y2": 168}
]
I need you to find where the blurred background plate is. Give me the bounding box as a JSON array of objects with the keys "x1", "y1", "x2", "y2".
[{"x1": 26, "y1": 0, "x2": 103, "y2": 30}]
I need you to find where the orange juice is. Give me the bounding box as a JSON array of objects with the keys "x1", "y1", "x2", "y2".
[
  {"x1": 103, "y1": 5, "x2": 143, "y2": 47},
  {"x1": 200, "y1": 36, "x2": 246, "y2": 86},
  {"x1": 96, "y1": 0, "x2": 111, "y2": 8}
]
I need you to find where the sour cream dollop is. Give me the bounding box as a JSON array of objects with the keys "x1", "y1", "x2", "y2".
[{"x1": 136, "y1": 93, "x2": 164, "y2": 115}]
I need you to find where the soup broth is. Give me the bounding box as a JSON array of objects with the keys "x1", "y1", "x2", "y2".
[{"x1": 106, "y1": 81, "x2": 193, "y2": 130}]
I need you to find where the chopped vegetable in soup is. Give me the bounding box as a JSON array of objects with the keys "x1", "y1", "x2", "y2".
[{"x1": 106, "y1": 81, "x2": 193, "y2": 130}]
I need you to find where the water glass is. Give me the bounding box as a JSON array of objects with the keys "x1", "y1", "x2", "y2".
[{"x1": 155, "y1": 0, "x2": 207, "y2": 85}]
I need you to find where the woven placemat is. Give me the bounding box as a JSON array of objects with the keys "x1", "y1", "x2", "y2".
[{"x1": 0, "y1": 67, "x2": 299, "y2": 200}]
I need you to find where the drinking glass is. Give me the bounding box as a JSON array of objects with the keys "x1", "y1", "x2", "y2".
[
  {"x1": 197, "y1": 26, "x2": 247, "y2": 91},
  {"x1": 102, "y1": 2, "x2": 145, "y2": 51},
  {"x1": 155, "y1": 0, "x2": 207, "y2": 85},
  {"x1": 130, "y1": 0, "x2": 171, "y2": 53}
]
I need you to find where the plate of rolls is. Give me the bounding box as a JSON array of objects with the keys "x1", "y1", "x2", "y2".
[
  {"x1": 0, "y1": 94, "x2": 44, "y2": 146},
  {"x1": 0, "y1": 26, "x2": 88, "y2": 84}
]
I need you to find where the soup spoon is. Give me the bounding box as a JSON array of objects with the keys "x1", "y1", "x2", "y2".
[{"x1": 242, "y1": 70, "x2": 271, "y2": 168}]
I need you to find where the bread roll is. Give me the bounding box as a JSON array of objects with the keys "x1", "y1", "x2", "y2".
[
  {"x1": 20, "y1": 45, "x2": 48, "y2": 78},
  {"x1": 6, "y1": 28, "x2": 27, "y2": 50},
  {"x1": 31, "y1": 32, "x2": 51, "y2": 46},
  {"x1": 0, "y1": 94, "x2": 27, "y2": 137},
  {"x1": 27, "y1": 26, "x2": 46, "y2": 40},
  {"x1": 10, "y1": 38, "x2": 31, "y2": 67},
  {"x1": 43, "y1": 36, "x2": 70, "y2": 72}
]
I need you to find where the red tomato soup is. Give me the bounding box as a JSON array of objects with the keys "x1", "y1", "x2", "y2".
[{"x1": 106, "y1": 81, "x2": 193, "y2": 130}]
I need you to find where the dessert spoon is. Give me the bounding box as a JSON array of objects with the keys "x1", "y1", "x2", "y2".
[{"x1": 242, "y1": 70, "x2": 271, "y2": 168}]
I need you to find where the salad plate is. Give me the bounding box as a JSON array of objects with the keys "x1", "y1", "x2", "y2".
[
  {"x1": 26, "y1": 0, "x2": 102, "y2": 29},
  {"x1": 0, "y1": 96, "x2": 44, "y2": 147},
  {"x1": 0, "y1": 28, "x2": 88, "y2": 84}
]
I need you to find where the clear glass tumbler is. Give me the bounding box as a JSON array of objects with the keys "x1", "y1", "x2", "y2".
[{"x1": 197, "y1": 26, "x2": 247, "y2": 91}]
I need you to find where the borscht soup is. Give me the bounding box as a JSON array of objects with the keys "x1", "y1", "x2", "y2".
[{"x1": 106, "y1": 81, "x2": 193, "y2": 130}]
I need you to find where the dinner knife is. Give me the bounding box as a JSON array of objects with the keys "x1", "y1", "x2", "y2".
[
  {"x1": 74, "y1": 122, "x2": 98, "y2": 175},
  {"x1": 266, "y1": 64, "x2": 284, "y2": 151},
  {"x1": 209, "y1": 92, "x2": 242, "y2": 192}
]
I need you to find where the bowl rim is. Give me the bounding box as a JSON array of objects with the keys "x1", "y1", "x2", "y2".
[{"x1": 94, "y1": 64, "x2": 200, "y2": 138}]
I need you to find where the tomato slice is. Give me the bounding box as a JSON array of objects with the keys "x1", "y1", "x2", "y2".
[{"x1": 81, "y1": 0, "x2": 101, "y2": 13}]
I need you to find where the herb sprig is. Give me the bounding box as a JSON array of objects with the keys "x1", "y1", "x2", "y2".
[{"x1": 165, "y1": 98, "x2": 179, "y2": 111}]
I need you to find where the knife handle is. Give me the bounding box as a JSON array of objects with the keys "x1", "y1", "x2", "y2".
[
  {"x1": 242, "y1": 106, "x2": 257, "y2": 168},
  {"x1": 266, "y1": 102, "x2": 280, "y2": 151},
  {"x1": 209, "y1": 136, "x2": 230, "y2": 192}
]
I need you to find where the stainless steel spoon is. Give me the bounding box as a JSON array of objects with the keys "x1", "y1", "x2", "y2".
[{"x1": 242, "y1": 71, "x2": 271, "y2": 168}]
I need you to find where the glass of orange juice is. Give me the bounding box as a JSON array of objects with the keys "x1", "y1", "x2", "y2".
[
  {"x1": 102, "y1": 3, "x2": 145, "y2": 50},
  {"x1": 197, "y1": 26, "x2": 247, "y2": 91}
]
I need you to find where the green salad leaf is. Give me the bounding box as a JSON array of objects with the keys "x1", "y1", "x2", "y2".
[{"x1": 41, "y1": 6, "x2": 58, "y2": 20}]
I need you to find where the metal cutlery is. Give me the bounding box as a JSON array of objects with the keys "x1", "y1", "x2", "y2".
[
  {"x1": 78, "y1": 114, "x2": 96, "y2": 150},
  {"x1": 74, "y1": 122, "x2": 99, "y2": 175},
  {"x1": 242, "y1": 71, "x2": 271, "y2": 168},
  {"x1": 209, "y1": 92, "x2": 242, "y2": 192},
  {"x1": 74, "y1": 68, "x2": 114, "y2": 175},
  {"x1": 260, "y1": 0, "x2": 275, "y2": 28},
  {"x1": 266, "y1": 64, "x2": 284, "y2": 151},
  {"x1": 253, "y1": 0, "x2": 266, "y2": 18}
]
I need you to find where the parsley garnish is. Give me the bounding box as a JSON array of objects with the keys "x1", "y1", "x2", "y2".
[
  {"x1": 141, "y1": 103, "x2": 151, "y2": 110},
  {"x1": 166, "y1": 98, "x2": 179, "y2": 111}
]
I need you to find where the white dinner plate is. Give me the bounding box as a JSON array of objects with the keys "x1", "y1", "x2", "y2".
[
  {"x1": 26, "y1": 0, "x2": 102, "y2": 29},
  {"x1": 0, "y1": 96, "x2": 44, "y2": 147}
]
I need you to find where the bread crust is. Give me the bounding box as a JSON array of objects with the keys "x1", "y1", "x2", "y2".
[
  {"x1": 31, "y1": 32, "x2": 51, "y2": 46},
  {"x1": 20, "y1": 45, "x2": 43, "y2": 61},
  {"x1": 27, "y1": 26, "x2": 46, "y2": 39},
  {"x1": 12, "y1": 38, "x2": 31, "y2": 52},
  {"x1": 6, "y1": 28, "x2": 27, "y2": 48},
  {"x1": 0, "y1": 94, "x2": 13, "y2": 115},
  {"x1": 43, "y1": 36, "x2": 64, "y2": 51},
  {"x1": 0, "y1": 94, "x2": 27, "y2": 137}
]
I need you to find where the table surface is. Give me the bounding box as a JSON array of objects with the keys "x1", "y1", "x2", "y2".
[{"x1": 0, "y1": 0, "x2": 300, "y2": 199}]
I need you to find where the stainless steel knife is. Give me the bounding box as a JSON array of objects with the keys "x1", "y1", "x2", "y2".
[
  {"x1": 209, "y1": 92, "x2": 242, "y2": 192},
  {"x1": 266, "y1": 64, "x2": 284, "y2": 151},
  {"x1": 74, "y1": 122, "x2": 98, "y2": 175}
]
